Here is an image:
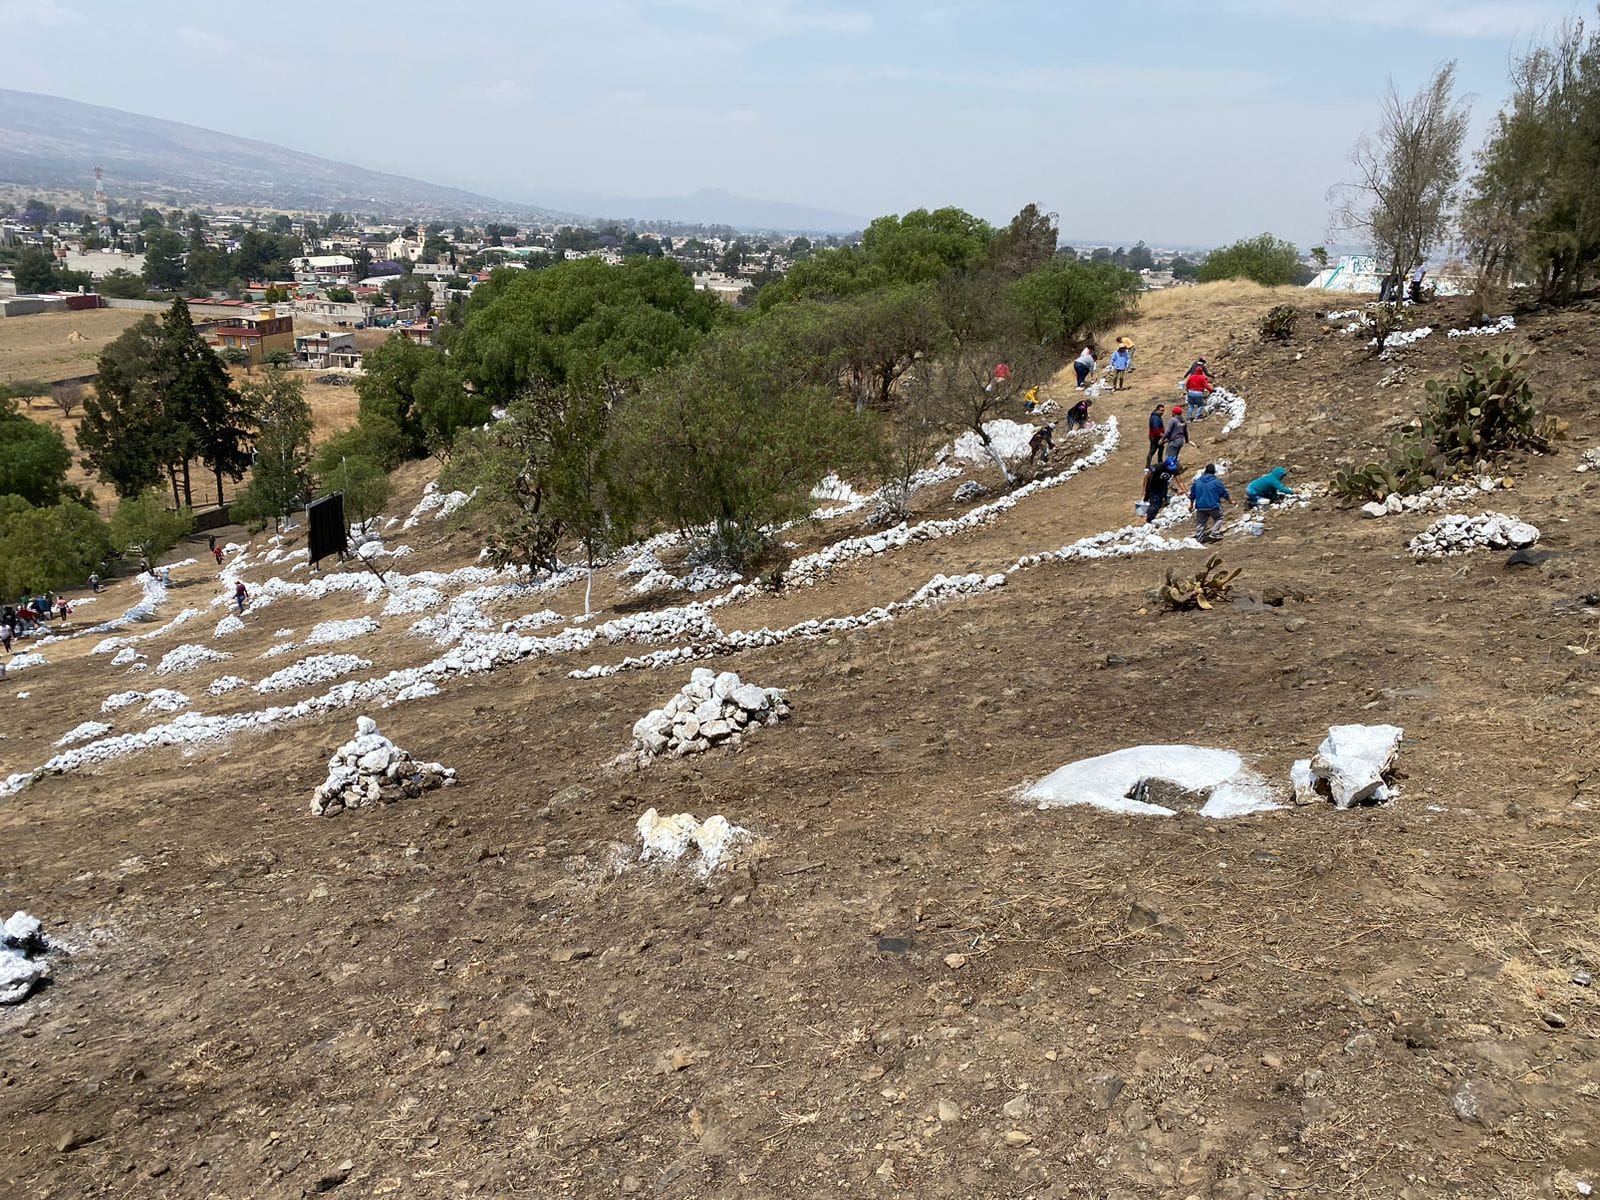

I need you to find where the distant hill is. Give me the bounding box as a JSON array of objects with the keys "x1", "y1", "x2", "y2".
[
  {"x1": 0, "y1": 88, "x2": 546, "y2": 219},
  {"x1": 526, "y1": 186, "x2": 866, "y2": 234}
]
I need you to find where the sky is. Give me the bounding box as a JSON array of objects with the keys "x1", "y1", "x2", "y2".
[{"x1": 0, "y1": 0, "x2": 1587, "y2": 245}]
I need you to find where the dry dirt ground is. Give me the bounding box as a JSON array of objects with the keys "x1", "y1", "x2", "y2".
[
  {"x1": 0, "y1": 308, "x2": 147, "y2": 385},
  {"x1": 4, "y1": 283, "x2": 1600, "y2": 1200}
]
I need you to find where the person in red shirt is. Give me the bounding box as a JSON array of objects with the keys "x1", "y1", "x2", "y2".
[{"x1": 1184, "y1": 365, "x2": 1215, "y2": 418}]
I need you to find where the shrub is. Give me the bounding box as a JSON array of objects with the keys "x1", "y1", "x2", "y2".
[
  {"x1": 1196, "y1": 234, "x2": 1302, "y2": 286},
  {"x1": 109, "y1": 489, "x2": 194, "y2": 559},
  {"x1": 1258, "y1": 305, "x2": 1298, "y2": 341},
  {"x1": 1333, "y1": 350, "x2": 1562, "y2": 500}
]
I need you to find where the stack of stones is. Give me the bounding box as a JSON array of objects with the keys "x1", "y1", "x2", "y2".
[
  {"x1": 310, "y1": 716, "x2": 458, "y2": 816},
  {"x1": 632, "y1": 668, "x2": 790, "y2": 759},
  {"x1": 1, "y1": 912, "x2": 56, "y2": 1005},
  {"x1": 1407, "y1": 512, "x2": 1539, "y2": 558}
]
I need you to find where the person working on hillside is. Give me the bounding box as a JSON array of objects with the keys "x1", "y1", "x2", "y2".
[
  {"x1": 1029, "y1": 422, "x2": 1056, "y2": 465},
  {"x1": 1143, "y1": 457, "x2": 1179, "y2": 524},
  {"x1": 1073, "y1": 345, "x2": 1096, "y2": 389},
  {"x1": 1184, "y1": 364, "x2": 1215, "y2": 418},
  {"x1": 1118, "y1": 335, "x2": 1135, "y2": 369},
  {"x1": 1065, "y1": 397, "x2": 1093, "y2": 431},
  {"x1": 1246, "y1": 466, "x2": 1297, "y2": 507},
  {"x1": 1110, "y1": 343, "x2": 1132, "y2": 390},
  {"x1": 0, "y1": 612, "x2": 12, "y2": 654},
  {"x1": 1162, "y1": 405, "x2": 1190, "y2": 466},
  {"x1": 1146, "y1": 404, "x2": 1167, "y2": 468},
  {"x1": 1409, "y1": 261, "x2": 1427, "y2": 303},
  {"x1": 1023, "y1": 385, "x2": 1040, "y2": 412},
  {"x1": 234, "y1": 581, "x2": 248, "y2": 615},
  {"x1": 1189, "y1": 463, "x2": 1231, "y2": 542}
]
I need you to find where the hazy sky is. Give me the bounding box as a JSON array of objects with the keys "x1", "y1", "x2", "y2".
[{"x1": 2, "y1": 0, "x2": 1584, "y2": 245}]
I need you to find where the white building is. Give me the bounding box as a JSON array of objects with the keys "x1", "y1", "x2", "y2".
[{"x1": 291, "y1": 255, "x2": 357, "y2": 284}]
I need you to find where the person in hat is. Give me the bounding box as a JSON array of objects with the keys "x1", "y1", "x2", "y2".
[
  {"x1": 1146, "y1": 403, "x2": 1167, "y2": 468},
  {"x1": 1143, "y1": 457, "x2": 1179, "y2": 523},
  {"x1": 1188, "y1": 463, "x2": 1231, "y2": 542},
  {"x1": 1162, "y1": 405, "x2": 1191, "y2": 466}
]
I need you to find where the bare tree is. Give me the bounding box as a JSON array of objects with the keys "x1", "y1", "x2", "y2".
[
  {"x1": 49, "y1": 380, "x2": 83, "y2": 420},
  {"x1": 1331, "y1": 63, "x2": 1471, "y2": 279}
]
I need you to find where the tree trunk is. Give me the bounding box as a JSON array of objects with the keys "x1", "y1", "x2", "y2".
[
  {"x1": 979, "y1": 430, "x2": 1014, "y2": 486},
  {"x1": 168, "y1": 465, "x2": 181, "y2": 509},
  {"x1": 215, "y1": 467, "x2": 225, "y2": 507},
  {"x1": 584, "y1": 556, "x2": 594, "y2": 618},
  {"x1": 180, "y1": 460, "x2": 193, "y2": 508}
]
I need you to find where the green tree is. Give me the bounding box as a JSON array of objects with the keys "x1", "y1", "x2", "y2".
[
  {"x1": 0, "y1": 407, "x2": 72, "y2": 505},
  {"x1": 109, "y1": 489, "x2": 194, "y2": 559},
  {"x1": 444, "y1": 376, "x2": 631, "y2": 609},
  {"x1": 1195, "y1": 234, "x2": 1303, "y2": 286},
  {"x1": 450, "y1": 256, "x2": 720, "y2": 401},
  {"x1": 13, "y1": 246, "x2": 60, "y2": 293},
  {"x1": 759, "y1": 207, "x2": 994, "y2": 309},
  {"x1": 0, "y1": 497, "x2": 112, "y2": 596},
  {"x1": 325, "y1": 285, "x2": 355, "y2": 303},
  {"x1": 1333, "y1": 62, "x2": 1471, "y2": 281},
  {"x1": 1170, "y1": 255, "x2": 1199, "y2": 280},
  {"x1": 616, "y1": 332, "x2": 877, "y2": 569},
  {"x1": 1012, "y1": 259, "x2": 1141, "y2": 349},
  {"x1": 311, "y1": 449, "x2": 391, "y2": 534},
  {"x1": 233, "y1": 371, "x2": 313, "y2": 530},
  {"x1": 141, "y1": 228, "x2": 187, "y2": 292},
  {"x1": 1127, "y1": 241, "x2": 1156, "y2": 272},
  {"x1": 354, "y1": 335, "x2": 470, "y2": 464},
  {"x1": 98, "y1": 268, "x2": 148, "y2": 299},
  {"x1": 0, "y1": 379, "x2": 48, "y2": 411},
  {"x1": 79, "y1": 316, "x2": 178, "y2": 499},
  {"x1": 160, "y1": 299, "x2": 253, "y2": 505}
]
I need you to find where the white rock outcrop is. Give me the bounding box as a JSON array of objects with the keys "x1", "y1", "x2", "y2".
[
  {"x1": 1292, "y1": 724, "x2": 1403, "y2": 809},
  {"x1": 310, "y1": 716, "x2": 458, "y2": 816},
  {"x1": 1408, "y1": 512, "x2": 1539, "y2": 557},
  {"x1": 632, "y1": 668, "x2": 789, "y2": 759}
]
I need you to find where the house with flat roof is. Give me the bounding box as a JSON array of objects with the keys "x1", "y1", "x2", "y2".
[
  {"x1": 197, "y1": 305, "x2": 294, "y2": 365},
  {"x1": 294, "y1": 330, "x2": 361, "y2": 369}
]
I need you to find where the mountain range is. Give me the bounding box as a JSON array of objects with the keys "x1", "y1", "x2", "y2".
[{"x1": 0, "y1": 88, "x2": 863, "y2": 233}]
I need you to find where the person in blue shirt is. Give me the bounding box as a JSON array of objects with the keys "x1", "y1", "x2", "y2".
[
  {"x1": 1110, "y1": 345, "x2": 1132, "y2": 390},
  {"x1": 1246, "y1": 467, "x2": 1297, "y2": 507},
  {"x1": 1188, "y1": 463, "x2": 1231, "y2": 542}
]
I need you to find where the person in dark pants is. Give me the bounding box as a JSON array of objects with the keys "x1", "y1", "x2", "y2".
[
  {"x1": 1146, "y1": 404, "x2": 1166, "y2": 468},
  {"x1": 1143, "y1": 457, "x2": 1179, "y2": 524},
  {"x1": 1065, "y1": 397, "x2": 1093, "y2": 431},
  {"x1": 1188, "y1": 463, "x2": 1231, "y2": 542}
]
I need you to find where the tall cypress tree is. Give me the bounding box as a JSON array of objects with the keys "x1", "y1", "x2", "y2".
[{"x1": 158, "y1": 298, "x2": 254, "y2": 506}]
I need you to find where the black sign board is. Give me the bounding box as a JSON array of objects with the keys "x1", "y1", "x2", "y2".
[{"x1": 307, "y1": 493, "x2": 348, "y2": 566}]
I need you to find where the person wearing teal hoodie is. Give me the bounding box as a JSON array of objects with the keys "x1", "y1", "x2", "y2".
[{"x1": 1246, "y1": 467, "x2": 1297, "y2": 507}]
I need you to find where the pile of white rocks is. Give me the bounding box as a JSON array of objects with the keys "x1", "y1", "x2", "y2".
[
  {"x1": 1574, "y1": 447, "x2": 1600, "y2": 474},
  {"x1": 1447, "y1": 315, "x2": 1515, "y2": 338},
  {"x1": 310, "y1": 716, "x2": 458, "y2": 816},
  {"x1": 155, "y1": 643, "x2": 231, "y2": 676},
  {"x1": 1292, "y1": 725, "x2": 1402, "y2": 809},
  {"x1": 1408, "y1": 511, "x2": 1539, "y2": 558},
  {"x1": 1, "y1": 911, "x2": 60, "y2": 1005},
  {"x1": 1359, "y1": 475, "x2": 1509, "y2": 519},
  {"x1": 632, "y1": 668, "x2": 790, "y2": 759}
]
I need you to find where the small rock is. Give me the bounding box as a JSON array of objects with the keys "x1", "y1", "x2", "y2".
[
  {"x1": 1573, "y1": 970, "x2": 1593, "y2": 987},
  {"x1": 1259, "y1": 1052, "x2": 1285, "y2": 1070},
  {"x1": 1003, "y1": 1130, "x2": 1033, "y2": 1147},
  {"x1": 54, "y1": 1128, "x2": 94, "y2": 1153},
  {"x1": 943, "y1": 953, "x2": 968, "y2": 970},
  {"x1": 1001, "y1": 1095, "x2": 1030, "y2": 1120},
  {"x1": 937, "y1": 1100, "x2": 960, "y2": 1123},
  {"x1": 1542, "y1": 1011, "x2": 1568, "y2": 1029},
  {"x1": 552, "y1": 947, "x2": 593, "y2": 963}
]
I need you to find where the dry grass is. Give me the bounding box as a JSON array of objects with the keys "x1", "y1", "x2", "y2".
[{"x1": 0, "y1": 307, "x2": 148, "y2": 384}]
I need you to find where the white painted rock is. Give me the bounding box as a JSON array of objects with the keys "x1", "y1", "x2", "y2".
[
  {"x1": 1304, "y1": 724, "x2": 1403, "y2": 809},
  {"x1": 1024, "y1": 745, "x2": 1278, "y2": 819}
]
